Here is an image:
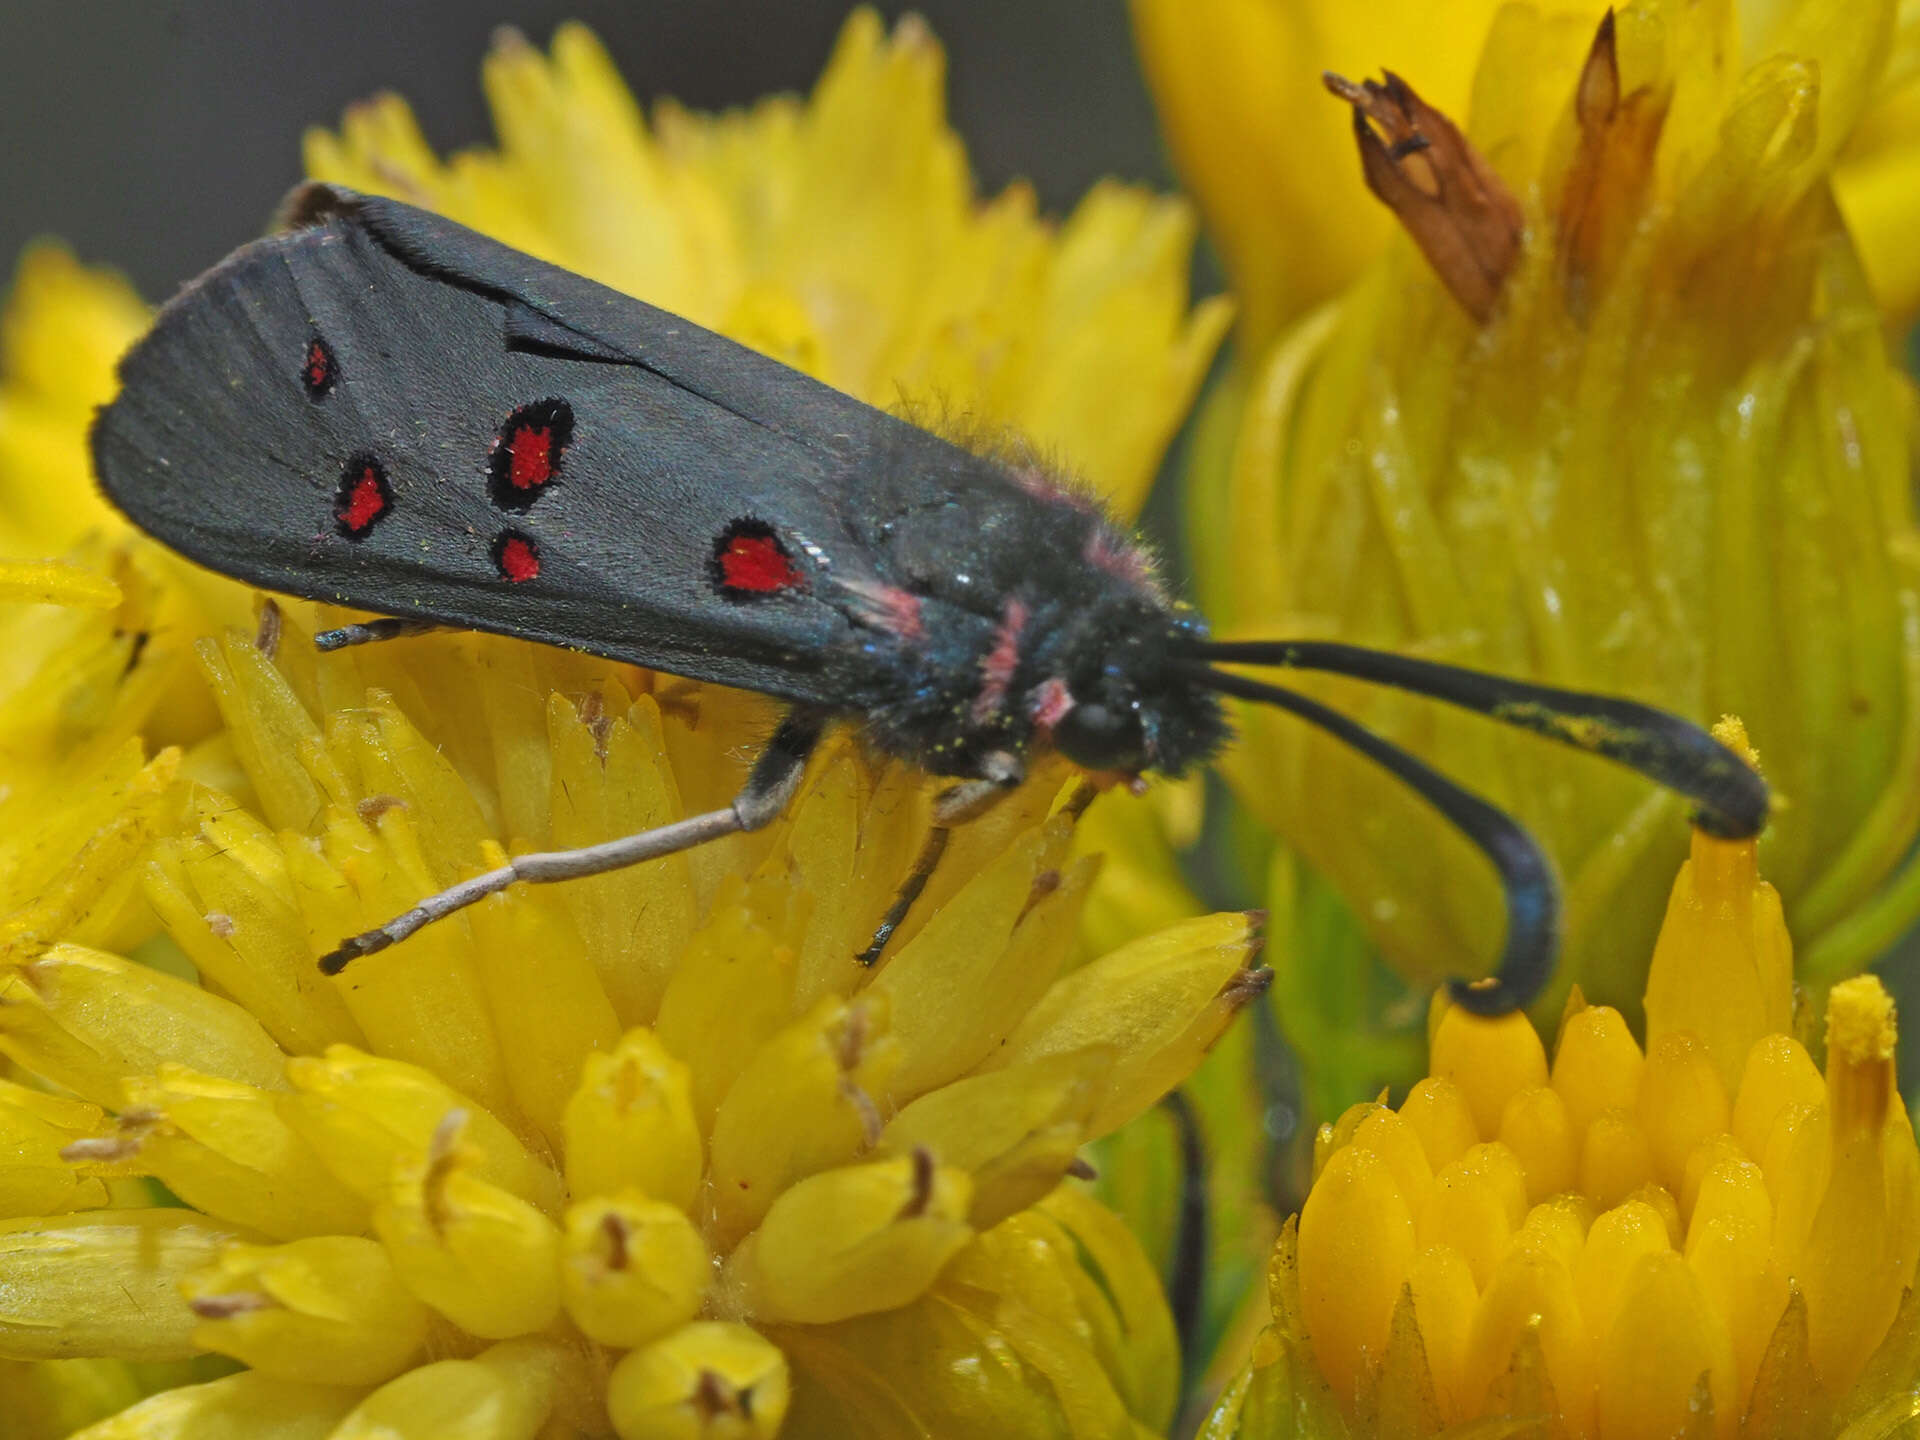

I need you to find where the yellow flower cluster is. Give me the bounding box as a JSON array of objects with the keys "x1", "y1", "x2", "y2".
[
  {"x1": 1210, "y1": 725, "x2": 1920, "y2": 1439},
  {"x1": 2, "y1": 602, "x2": 1262, "y2": 1437},
  {"x1": 0, "y1": 14, "x2": 1250, "y2": 1437}
]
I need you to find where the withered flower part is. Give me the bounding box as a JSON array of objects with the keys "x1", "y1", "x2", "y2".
[{"x1": 1322, "y1": 68, "x2": 1523, "y2": 322}]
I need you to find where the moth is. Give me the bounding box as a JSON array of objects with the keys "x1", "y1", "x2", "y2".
[{"x1": 92, "y1": 184, "x2": 1767, "y2": 1011}]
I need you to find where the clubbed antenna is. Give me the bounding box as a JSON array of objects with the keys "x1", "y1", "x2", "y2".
[{"x1": 1181, "y1": 641, "x2": 1767, "y2": 1014}]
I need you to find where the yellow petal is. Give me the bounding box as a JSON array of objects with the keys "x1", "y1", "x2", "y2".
[
  {"x1": 0, "y1": 944, "x2": 286, "y2": 1106},
  {"x1": 879, "y1": 1047, "x2": 1114, "y2": 1229},
  {"x1": 559, "y1": 1192, "x2": 708, "y2": 1351},
  {"x1": 562, "y1": 1027, "x2": 703, "y2": 1214},
  {"x1": 372, "y1": 1112, "x2": 562, "y2": 1340},
  {"x1": 726, "y1": 1152, "x2": 973, "y2": 1326},
  {"x1": 707, "y1": 993, "x2": 900, "y2": 1247},
  {"x1": 0, "y1": 1079, "x2": 111, "y2": 1217},
  {"x1": 0, "y1": 560, "x2": 120, "y2": 609},
  {"x1": 325, "y1": 1336, "x2": 561, "y2": 1440},
  {"x1": 281, "y1": 1045, "x2": 561, "y2": 1215},
  {"x1": 0, "y1": 1211, "x2": 236, "y2": 1361},
  {"x1": 182, "y1": 1234, "x2": 429, "y2": 1386},
  {"x1": 606, "y1": 1322, "x2": 789, "y2": 1440},
  {"x1": 869, "y1": 815, "x2": 1072, "y2": 1099},
  {"x1": 63, "y1": 1370, "x2": 362, "y2": 1440},
  {"x1": 116, "y1": 1066, "x2": 366, "y2": 1239},
  {"x1": 986, "y1": 911, "x2": 1264, "y2": 1136}
]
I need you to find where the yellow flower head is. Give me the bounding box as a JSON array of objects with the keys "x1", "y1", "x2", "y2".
[
  {"x1": 1172, "y1": 0, "x2": 1920, "y2": 1013},
  {"x1": 0, "y1": 16, "x2": 1252, "y2": 1438},
  {"x1": 1209, "y1": 723, "x2": 1920, "y2": 1439}
]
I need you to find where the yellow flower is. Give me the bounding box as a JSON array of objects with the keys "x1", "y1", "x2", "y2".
[
  {"x1": 1177, "y1": 0, "x2": 1920, "y2": 1015},
  {"x1": 0, "y1": 15, "x2": 1253, "y2": 1438},
  {"x1": 1137, "y1": 0, "x2": 1920, "y2": 338},
  {"x1": 1207, "y1": 722, "x2": 1920, "y2": 1439}
]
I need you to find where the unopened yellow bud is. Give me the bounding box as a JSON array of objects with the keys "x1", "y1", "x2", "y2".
[
  {"x1": 725, "y1": 1150, "x2": 973, "y2": 1325},
  {"x1": 1576, "y1": 1201, "x2": 1673, "y2": 1353},
  {"x1": 1397, "y1": 1077, "x2": 1478, "y2": 1171},
  {"x1": 1679, "y1": 1133, "x2": 1748, "y2": 1228},
  {"x1": 1550, "y1": 1004, "x2": 1644, "y2": 1135},
  {"x1": 1406, "y1": 1246, "x2": 1475, "y2": 1422},
  {"x1": 1423, "y1": 1143, "x2": 1527, "y2": 1288},
  {"x1": 606, "y1": 1322, "x2": 789, "y2": 1440},
  {"x1": 560, "y1": 1193, "x2": 708, "y2": 1349},
  {"x1": 372, "y1": 1110, "x2": 562, "y2": 1338},
  {"x1": 708, "y1": 994, "x2": 901, "y2": 1246},
  {"x1": 1430, "y1": 1005, "x2": 1547, "y2": 1139},
  {"x1": 1596, "y1": 1253, "x2": 1737, "y2": 1440},
  {"x1": 118, "y1": 1066, "x2": 366, "y2": 1240},
  {"x1": 563, "y1": 1028, "x2": 703, "y2": 1213},
  {"x1": 181, "y1": 1234, "x2": 429, "y2": 1385},
  {"x1": 1638, "y1": 1032, "x2": 1731, "y2": 1193},
  {"x1": 1684, "y1": 1157, "x2": 1786, "y2": 1407},
  {"x1": 1801, "y1": 974, "x2": 1917, "y2": 1396},
  {"x1": 1579, "y1": 1109, "x2": 1655, "y2": 1210},
  {"x1": 1349, "y1": 1107, "x2": 1436, "y2": 1223},
  {"x1": 1298, "y1": 1145, "x2": 1416, "y2": 1401},
  {"x1": 1730, "y1": 1034, "x2": 1825, "y2": 1162},
  {"x1": 1644, "y1": 819, "x2": 1792, "y2": 1096},
  {"x1": 652, "y1": 884, "x2": 800, "y2": 1129},
  {"x1": 1498, "y1": 1087, "x2": 1577, "y2": 1204},
  {"x1": 1460, "y1": 1241, "x2": 1590, "y2": 1432}
]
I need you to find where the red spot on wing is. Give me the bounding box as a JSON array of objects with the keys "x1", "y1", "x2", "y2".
[
  {"x1": 493, "y1": 531, "x2": 541, "y2": 583},
  {"x1": 302, "y1": 337, "x2": 337, "y2": 399},
  {"x1": 334, "y1": 456, "x2": 390, "y2": 539},
  {"x1": 507, "y1": 425, "x2": 553, "y2": 489},
  {"x1": 488, "y1": 399, "x2": 573, "y2": 511},
  {"x1": 712, "y1": 520, "x2": 804, "y2": 598}
]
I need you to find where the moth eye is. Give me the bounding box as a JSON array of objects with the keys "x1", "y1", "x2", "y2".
[
  {"x1": 334, "y1": 454, "x2": 391, "y2": 539},
  {"x1": 710, "y1": 518, "x2": 804, "y2": 599},
  {"x1": 302, "y1": 336, "x2": 338, "y2": 400},
  {"x1": 492, "y1": 529, "x2": 541, "y2": 583},
  {"x1": 488, "y1": 398, "x2": 573, "y2": 511}
]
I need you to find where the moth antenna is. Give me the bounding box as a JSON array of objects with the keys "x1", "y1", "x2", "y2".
[
  {"x1": 1186, "y1": 663, "x2": 1554, "y2": 1016},
  {"x1": 1186, "y1": 640, "x2": 1767, "y2": 839}
]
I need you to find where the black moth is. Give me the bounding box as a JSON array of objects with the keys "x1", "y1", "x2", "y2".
[{"x1": 92, "y1": 184, "x2": 1767, "y2": 1012}]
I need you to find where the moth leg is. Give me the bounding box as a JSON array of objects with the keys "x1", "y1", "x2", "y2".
[
  {"x1": 854, "y1": 754, "x2": 1023, "y2": 967},
  {"x1": 319, "y1": 707, "x2": 828, "y2": 974},
  {"x1": 314, "y1": 617, "x2": 447, "y2": 652}
]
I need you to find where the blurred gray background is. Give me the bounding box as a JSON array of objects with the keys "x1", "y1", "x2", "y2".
[{"x1": 0, "y1": 2, "x2": 1168, "y2": 301}]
